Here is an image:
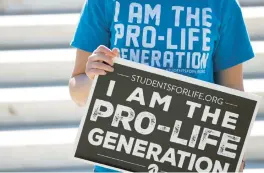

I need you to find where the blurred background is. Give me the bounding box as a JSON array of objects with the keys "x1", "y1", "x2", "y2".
[{"x1": 0, "y1": 0, "x2": 263, "y2": 172}]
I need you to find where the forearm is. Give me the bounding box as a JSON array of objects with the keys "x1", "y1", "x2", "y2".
[
  {"x1": 214, "y1": 64, "x2": 244, "y2": 91},
  {"x1": 216, "y1": 79, "x2": 244, "y2": 91},
  {"x1": 69, "y1": 73, "x2": 93, "y2": 107}
]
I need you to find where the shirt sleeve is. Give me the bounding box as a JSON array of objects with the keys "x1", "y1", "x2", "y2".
[
  {"x1": 70, "y1": 0, "x2": 111, "y2": 53},
  {"x1": 213, "y1": 0, "x2": 255, "y2": 72}
]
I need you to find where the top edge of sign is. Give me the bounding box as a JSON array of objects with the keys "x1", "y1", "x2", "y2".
[{"x1": 113, "y1": 57, "x2": 262, "y2": 103}]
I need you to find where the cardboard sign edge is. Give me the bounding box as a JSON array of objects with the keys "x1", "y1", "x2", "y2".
[{"x1": 113, "y1": 57, "x2": 262, "y2": 102}]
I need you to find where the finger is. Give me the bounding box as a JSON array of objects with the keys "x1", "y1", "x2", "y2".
[
  {"x1": 91, "y1": 62, "x2": 114, "y2": 72},
  {"x1": 86, "y1": 69, "x2": 106, "y2": 79},
  {"x1": 94, "y1": 45, "x2": 116, "y2": 57},
  {"x1": 112, "y1": 48, "x2": 120, "y2": 57},
  {"x1": 89, "y1": 53, "x2": 114, "y2": 66}
]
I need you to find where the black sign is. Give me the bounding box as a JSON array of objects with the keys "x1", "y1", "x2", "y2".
[{"x1": 74, "y1": 58, "x2": 261, "y2": 173}]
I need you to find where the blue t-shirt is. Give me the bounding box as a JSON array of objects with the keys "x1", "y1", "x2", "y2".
[{"x1": 71, "y1": 0, "x2": 254, "y2": 172}]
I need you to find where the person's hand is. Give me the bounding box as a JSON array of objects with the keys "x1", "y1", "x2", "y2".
[
  {"x1": 239, "y1": 159, "x2": 246, "y2": 172},
  {"x1": 86, "y1": 45, "x2": 119, "y2": 80}
]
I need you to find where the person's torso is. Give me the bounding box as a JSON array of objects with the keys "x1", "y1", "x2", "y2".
[
  {"x1": 105, "y1": 0, "x2": 225, "y2": 84},
  {"x1": 94, "y1": 1, "x2": 238, "y2": 172}
]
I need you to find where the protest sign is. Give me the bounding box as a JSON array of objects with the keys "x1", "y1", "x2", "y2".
[{"x1": 73, "y1": 58, "x2": 261, "y2": 173}]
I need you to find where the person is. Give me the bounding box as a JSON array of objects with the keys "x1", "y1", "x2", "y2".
[{"x1": 69, "y1": 0, "x2": 253, "y2": 172}]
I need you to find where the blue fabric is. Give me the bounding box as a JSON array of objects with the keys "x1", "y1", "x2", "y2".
[
  {"x1": 71, "y1": 0, "x2": 254, "y2": 172},
  {"x1": 93, "y1": 165, "x2": 119, "y2": 172}
]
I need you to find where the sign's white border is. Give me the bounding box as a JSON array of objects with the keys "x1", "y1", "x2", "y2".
[{"x1": 73, "y1": 57, "x2": 262, "y2": 173}]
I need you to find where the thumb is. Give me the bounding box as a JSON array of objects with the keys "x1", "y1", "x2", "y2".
[{"x1": 112, "y1": 48, "x2": 120, "y2": 57}]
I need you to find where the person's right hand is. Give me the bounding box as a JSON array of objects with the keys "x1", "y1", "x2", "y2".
[{"x1": 85, "y1": 45, "x2": 119, "y2": 80}]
